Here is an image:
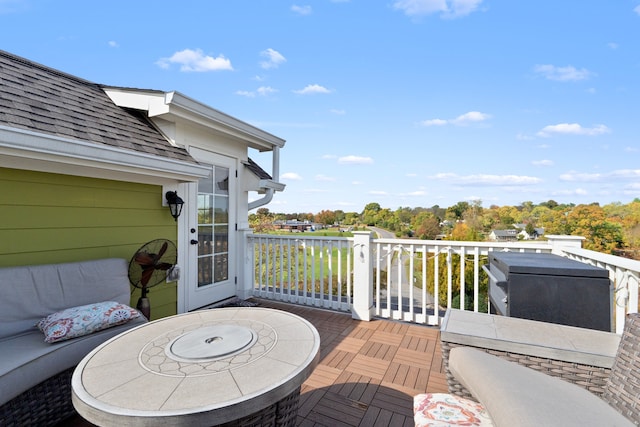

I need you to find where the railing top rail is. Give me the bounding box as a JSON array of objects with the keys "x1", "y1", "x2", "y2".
[
  {"x1": 372, "y1": 237, "x2": 552, "y2": 250},
  {"x1": 249, "y1": 233, "x2": 353, "y2": 242},
  {"x1": 559, "y1": 246, "x2": 640, "y2": 271}
]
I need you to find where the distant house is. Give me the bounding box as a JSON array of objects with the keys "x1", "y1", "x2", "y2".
[
  {"x1": 513, "y1": 224, "x2": 545, "y2": 240},
  {"x1": 489, "y1": 229, "x2": 519, "y2": 242},
  {"x1": 0, "y1": 50, "x2": 285, "y2": 317},
  {"x1": 518, "y1": 227, "x2": 545, "y2": 240},
  {"x1": 274, "y1": 220, "x2": 319, "y2": 232}
]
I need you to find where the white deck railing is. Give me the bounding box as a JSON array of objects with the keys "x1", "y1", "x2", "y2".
[{"x1": 243, "y1": 231, "x2": 640, "y2": 333}]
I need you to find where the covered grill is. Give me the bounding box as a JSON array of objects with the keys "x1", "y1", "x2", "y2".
[{"x1": 483, "y1": 252, "x2": 612, "y2": 331}]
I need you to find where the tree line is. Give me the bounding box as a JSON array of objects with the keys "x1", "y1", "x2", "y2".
[{"x1": 250, "y1": 198, "x2": 640, "y2": 256}]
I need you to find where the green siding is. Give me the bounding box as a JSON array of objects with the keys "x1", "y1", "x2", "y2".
[{"x1": 0, "y1": 167, "x2": 179, "y2": 320}]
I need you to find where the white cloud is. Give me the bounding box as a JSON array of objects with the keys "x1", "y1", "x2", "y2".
[
  {"x1": 634, "y1": 5, "x2": 640, "y2": 15},
  {"x1": 315, "y1": 174, "x2": 336, "y2": 182},
  {"x1": 338, "y1": 155, "x2": 374, "y2": 165},
  {"x1": 559, "y1": 169, "x2": 640, "y2": 182},
  {"x1": 451, "y1": 111, "x2": 491, "y2": 125},
  {"x1": 431, "y1": 173, "x2": 541, "y2": 186},
  {"x1": 516, "y1": 133, "x2": 535, "y2": 140},
  {"x1": 235, "y1": 86, "x2": 277, "y2": 98},
  {"x1": 235, "y1": 90, "x2": 255, "y2": 98},
  {"x1": 330, "y1": 109, "x2": 346, "y2": 115},
  {"x1": 536, "y1": 123, "x2": 610, "y2": 137},
  {"x1": 533, "y1": 64, "x2": 593, "y2": 81},
  {"x1": 420, "y1": 118, "x2": 448, "y2": 126},
  {"x1": 322, "y1": 154, "x2": 338, "y2": 160},
  {"x1": 393, "y1": 0, "x2": 482, "y2": 18},
  {"x1": 257, "y1": 86, "x2": 277, "y2": 96},
  {"x1": 608, "y1": 42, "x2": 619, "y2": 50},
  {"x1": 260, "y1": 48, "x2": 286, "y2": 69},
  {"x1": 420, "y1": 111, "x2": 491, "y2": 127},
  {"x1": 156, "y1": 48, "x2": 233, "y2": 72},
  {"x1": 532, "y1": 159, "x2": 554, "y2": 167},
  {"x1": 369, "y1": 190, "x2": 389, "y2": 196},
  {"x1": 552, "y1": 188, "x2": 589, "y2": 197},
  {"x1": 291, "y1": 4, "x2": 312, "y2": 15},
  {"x1": 108, "y1": 41, "x2": 119, "y2": 48},
  {"x1": 293, "y1": 84, "x2": 332, "y2": 95},
  {"x1": 281, "y1": 172, "x2": 303, "y2": 180}
]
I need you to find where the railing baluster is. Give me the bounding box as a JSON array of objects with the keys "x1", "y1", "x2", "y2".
[
  {"x1": 460, "y1": 246, "x2": 466, "y2": 311},
  {"x1": 473, "y1": 247, "x2": 480, "y2": 313}
]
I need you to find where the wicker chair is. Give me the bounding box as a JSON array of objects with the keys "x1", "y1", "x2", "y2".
[
  {"x1": 601, "y1": 313, "x2": 640, "y2": 424},
  {"x1": 445, "y1": 313, "x2": 640, "y2": 426}
]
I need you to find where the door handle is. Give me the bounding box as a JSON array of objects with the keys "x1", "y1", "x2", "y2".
[{"x1": 190, "y1": 239, "x2": 198, "y2": 245}]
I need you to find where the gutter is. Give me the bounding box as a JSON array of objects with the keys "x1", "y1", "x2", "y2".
[
  {"x1": 248, "y1": 188, "x2": 274, "y2": 211},
  {"x1": 248, "y1": 146, "x2": 284, "y2": 210}
]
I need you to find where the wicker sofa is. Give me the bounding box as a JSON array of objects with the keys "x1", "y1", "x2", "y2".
[
  {"x1": 441, "y1": 309, "x2": 640, "y2": 426},
  {"x1": 0, "y1": 258, "x2": 148, "y2": 426}
]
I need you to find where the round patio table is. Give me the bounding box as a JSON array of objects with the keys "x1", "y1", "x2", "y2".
[{"x1": 71, "y1": 307, "x2": 320, "y2": 426}]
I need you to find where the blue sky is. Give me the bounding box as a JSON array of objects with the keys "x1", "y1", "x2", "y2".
[{"x1": 2, "y1": 1, "x2": 640, "y2": 214}]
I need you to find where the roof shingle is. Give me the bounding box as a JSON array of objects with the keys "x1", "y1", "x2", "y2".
[{"x1": 0, "y1": 50, "x2": 196, "y2": 164}]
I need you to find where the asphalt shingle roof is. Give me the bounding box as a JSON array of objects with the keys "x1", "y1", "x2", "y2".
[
  {"x1": 243, "y1": 158, "x2": 272, "y2": 180},
  {"x1": 0, "y1": 50, "x2": 196, "y2": 163}
]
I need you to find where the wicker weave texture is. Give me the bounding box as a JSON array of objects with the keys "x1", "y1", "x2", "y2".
[
  {"x1": 602, "y1": 313, "x2": 640, "y2": 425},
  {"x1": 216, "y1": 387, "x2": 301, "y2": 427},
  {"x1": 441, "y1": 341, "x2": 612, "y2": 401},
  {"x1": 0, "y1": 367, "x2": 76, "y2": 427}
]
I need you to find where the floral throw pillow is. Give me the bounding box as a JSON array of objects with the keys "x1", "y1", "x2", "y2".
[
  {"x1": 37, "y1": 301, "x2": 140, "y2": 343},
  {"x1": 414, "y1": 393, "x2": 494, "y2": 426}
]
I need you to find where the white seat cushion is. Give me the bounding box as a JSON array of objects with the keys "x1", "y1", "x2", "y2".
[{"x1": 449, "y1": 347, "x2": 634, "y2": 427}]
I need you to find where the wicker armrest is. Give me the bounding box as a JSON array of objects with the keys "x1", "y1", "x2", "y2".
[{"x1": 440, "y1": 309, "x2": 620, "y2": 399}]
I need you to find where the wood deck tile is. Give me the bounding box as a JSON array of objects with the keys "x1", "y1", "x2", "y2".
[{"x1": 345, "y1": 354, "x2": 391, "y2": 380}]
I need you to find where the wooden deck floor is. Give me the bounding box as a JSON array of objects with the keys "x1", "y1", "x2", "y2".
[{"x1": 59, "y1": 298, "x2": 448, "y2": 427}]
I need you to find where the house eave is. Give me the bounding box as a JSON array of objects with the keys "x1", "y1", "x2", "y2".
[
  {"x1": 259, "y1": 179, "x2": 286, "y2": 192},
  {"x1": 0, "y1": 125, "x2": 210, "y2": 185},
  {"x1": 103, "y1": 88, "x2": 286, "y2": 152}
]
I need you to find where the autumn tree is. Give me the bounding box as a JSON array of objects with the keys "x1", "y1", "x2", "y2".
[
  {"x1": 446, "y1": 201, "x2": 470, "y2": 221},
  {"x1": 450, "y1": 222, "x2": 482, "y2": 241},
  {"x1": 412, "y1": 212, "x2": 441, "y2": 240},
  {"x1": 565, "y1": 204, "x2": 624, "y2": 252},
  {"x1": 315, "y1": 210, "x2": 336, "y2": 226},
  {"x1": 249, "y1": 208, "x2": 275, "y2": 233},
  {"x1": 361, "y1": 202, "x2": 381, "y2": 226}
]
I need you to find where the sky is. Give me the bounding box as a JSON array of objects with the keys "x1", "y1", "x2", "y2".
[{"x1": 2, "y1": 1, "x2": 640, "y2": 214}]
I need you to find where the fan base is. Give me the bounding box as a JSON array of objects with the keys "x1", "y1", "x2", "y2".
[{"x1": 137, "y1": 297, "x2": 150, "y2": 320}]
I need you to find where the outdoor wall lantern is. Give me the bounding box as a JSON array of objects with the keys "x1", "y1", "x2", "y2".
[{"x1": 165, "y1": 191, "x2": 184, "y2": 221}]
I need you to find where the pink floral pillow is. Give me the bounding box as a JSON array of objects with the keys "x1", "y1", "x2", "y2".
[
  {"x1": 414, "y1": 393, "x2": 494, "y2": 426},
  {"x1": 37, "y1": 301, "x2": 140, "y2": 343}
]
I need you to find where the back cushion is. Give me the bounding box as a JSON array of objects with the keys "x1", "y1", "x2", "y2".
[{"x1": 0, "y1": 258, "x2": 131, "y2": 339}]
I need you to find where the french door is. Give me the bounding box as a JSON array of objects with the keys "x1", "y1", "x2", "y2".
[{"x1": 187, "y1": 150, "x2": 236, "y2": 309}]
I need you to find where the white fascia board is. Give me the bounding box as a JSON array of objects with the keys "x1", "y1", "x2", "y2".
[
  {"x1": 103, "y1": 88, "x2": 286, "y2": 152},
  {"x1": 259, "y1": 179, "x2": 286, "y2": 192},
  {"x1": 0, "y1": 126, "x2": 210, "y2": 184},
  {"x1": 166, "y1": 92, "x2": 285, "y2": 150}
]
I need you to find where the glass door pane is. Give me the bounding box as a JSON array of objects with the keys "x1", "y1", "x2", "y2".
[{"x1": 197, "y1": 166, "x2": 230, "y2": 287}]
